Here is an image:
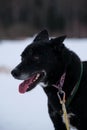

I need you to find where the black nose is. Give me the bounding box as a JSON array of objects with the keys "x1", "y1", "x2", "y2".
[{"x1": 11, "y1": 68, "x2": 20, "y2": 78}]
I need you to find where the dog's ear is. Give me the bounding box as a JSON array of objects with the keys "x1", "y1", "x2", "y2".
[
  {"x1": 34, "y1": 29, "x2": 49, "y2": 42},
  {"x1": 51, "y1": 35, "x2": 66, "y2": 44},
  {"x1": 51, "y1": 35, "x2": 71, "y2": 67},
  {"x1": 50, "y1": 35, "x2": 66, "y2": 52}
]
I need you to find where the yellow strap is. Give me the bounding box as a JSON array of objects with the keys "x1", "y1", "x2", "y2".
[
  {"x1": 61, "y1": 101, "x2": 70, "y2": 130},
  {"x1": 57, "y1": 91, "x2": 70, "y2": 130}
]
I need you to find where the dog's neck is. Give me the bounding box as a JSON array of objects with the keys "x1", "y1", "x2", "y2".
[
  {"x1": 63, "y1": 55, "x2": 82, "y2": 99},
  {"x1": 43, "y1": 51, "x2": 82, "y2": 104}
]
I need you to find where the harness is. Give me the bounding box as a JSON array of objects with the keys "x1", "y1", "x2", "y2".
[
  {"x1": 53, "y1": 62, "x2": 83, "y2": 108},
  {"x1": 52, "y1": 62, "x2": 83, "y2": 130}
]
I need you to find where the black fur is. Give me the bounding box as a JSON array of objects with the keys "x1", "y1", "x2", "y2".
[{"x1": 11, "y1": 30, "x2": 87, "y2": 130}]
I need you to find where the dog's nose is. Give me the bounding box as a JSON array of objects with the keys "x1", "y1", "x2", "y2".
[{"x1": 11, "y1": 68, "x2": 20, "y2": 78}]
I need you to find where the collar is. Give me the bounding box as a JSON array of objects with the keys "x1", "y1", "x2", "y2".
[
  {"x1": 66, "y1": 62, "x2": 83, "y2": 107},
  {"x1": 53, "y1": 62, "x2": 83, "y2": 108}
]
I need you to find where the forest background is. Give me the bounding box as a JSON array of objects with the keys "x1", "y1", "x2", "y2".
[{"x1": 0, "y1": 0, "x2": 87, "y2": 39}]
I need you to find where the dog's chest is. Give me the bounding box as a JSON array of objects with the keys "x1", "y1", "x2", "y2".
[
  {"x1": 62, "y1": 113, "x2": 78, "y2": 130},
  {"x1": 50, "y1": 111, "x2": 78, "y2": 130}
]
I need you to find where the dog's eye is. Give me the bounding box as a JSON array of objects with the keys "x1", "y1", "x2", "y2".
[{"x1": 33, "y1": 56, "x2": 39, "y2": 61}]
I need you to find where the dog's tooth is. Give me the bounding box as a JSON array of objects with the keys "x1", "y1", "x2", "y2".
[
  {"x1": 34, "y1": 74, "x2": 40, "y2": 80},
  {"x1": 37, "y1": 74, "x2": 40, "y2": 78},
  {"x1": 35, "y1": 77, "x2": 38, "y2": 80},
  {"x1": 37, "y1": 73, "x2": 40, "y2": 76},
  {"x1": 33, "y1": 79, "x2": 36, "y2": 82}
]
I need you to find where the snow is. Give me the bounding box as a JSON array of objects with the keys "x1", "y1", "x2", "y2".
[{"x1": 0, "y1": 38, "x2": 87, "y2": 130}]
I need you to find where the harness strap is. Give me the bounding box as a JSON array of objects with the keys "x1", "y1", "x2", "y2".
[
  {"x1": 58, "y1": 91, "x2": 70, "y2": 130},
  {"x1": 66, "y1": 62, "x2": 83, "y2": 107},
  {"x1": 61, "y1": 101, "x2": 70, "y2": 130},
  {"x1": 53, "y1": 72, "x2": 66, "y2": 92},
  {"x1": 53, "y1": 62, "x2": 83, "y2": 108}
]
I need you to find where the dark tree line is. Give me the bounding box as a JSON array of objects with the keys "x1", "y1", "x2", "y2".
[{"x1": 0, "y1": 0, "x2": 87, "y2": 38}]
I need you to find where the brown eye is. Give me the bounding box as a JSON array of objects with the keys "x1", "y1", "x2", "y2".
[{"x1": 34, "y1": 56, "x2": 39, "y2": 60}]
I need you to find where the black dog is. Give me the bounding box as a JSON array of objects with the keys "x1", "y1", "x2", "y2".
[{"x1": 11, "y1": 30, "x2": 87, "y2": 130}]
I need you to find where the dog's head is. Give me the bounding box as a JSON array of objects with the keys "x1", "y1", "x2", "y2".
[{"x1": 11, "y1": 30, "x2": 67, "y2": 94}]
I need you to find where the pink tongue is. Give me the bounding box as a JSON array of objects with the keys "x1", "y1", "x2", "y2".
[{"x1": 19, "y1": 75, "x2": 35, "y2": 94}]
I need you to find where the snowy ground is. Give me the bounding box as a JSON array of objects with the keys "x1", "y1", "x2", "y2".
[{"x1": 0, "y1": 38, "x2": 87, "y2": 130}]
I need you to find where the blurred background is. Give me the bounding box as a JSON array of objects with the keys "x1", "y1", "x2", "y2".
[
  {"x1": 0, "y1": 1, "x2": 87, "y2": 130},
  {"x1": 0, "y1": 0, "x2": 87, "y2": 39}
]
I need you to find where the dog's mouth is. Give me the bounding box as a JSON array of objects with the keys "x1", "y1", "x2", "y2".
[{"x1": 19, "y1": 71, "x2": 45, "y2": 94}]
